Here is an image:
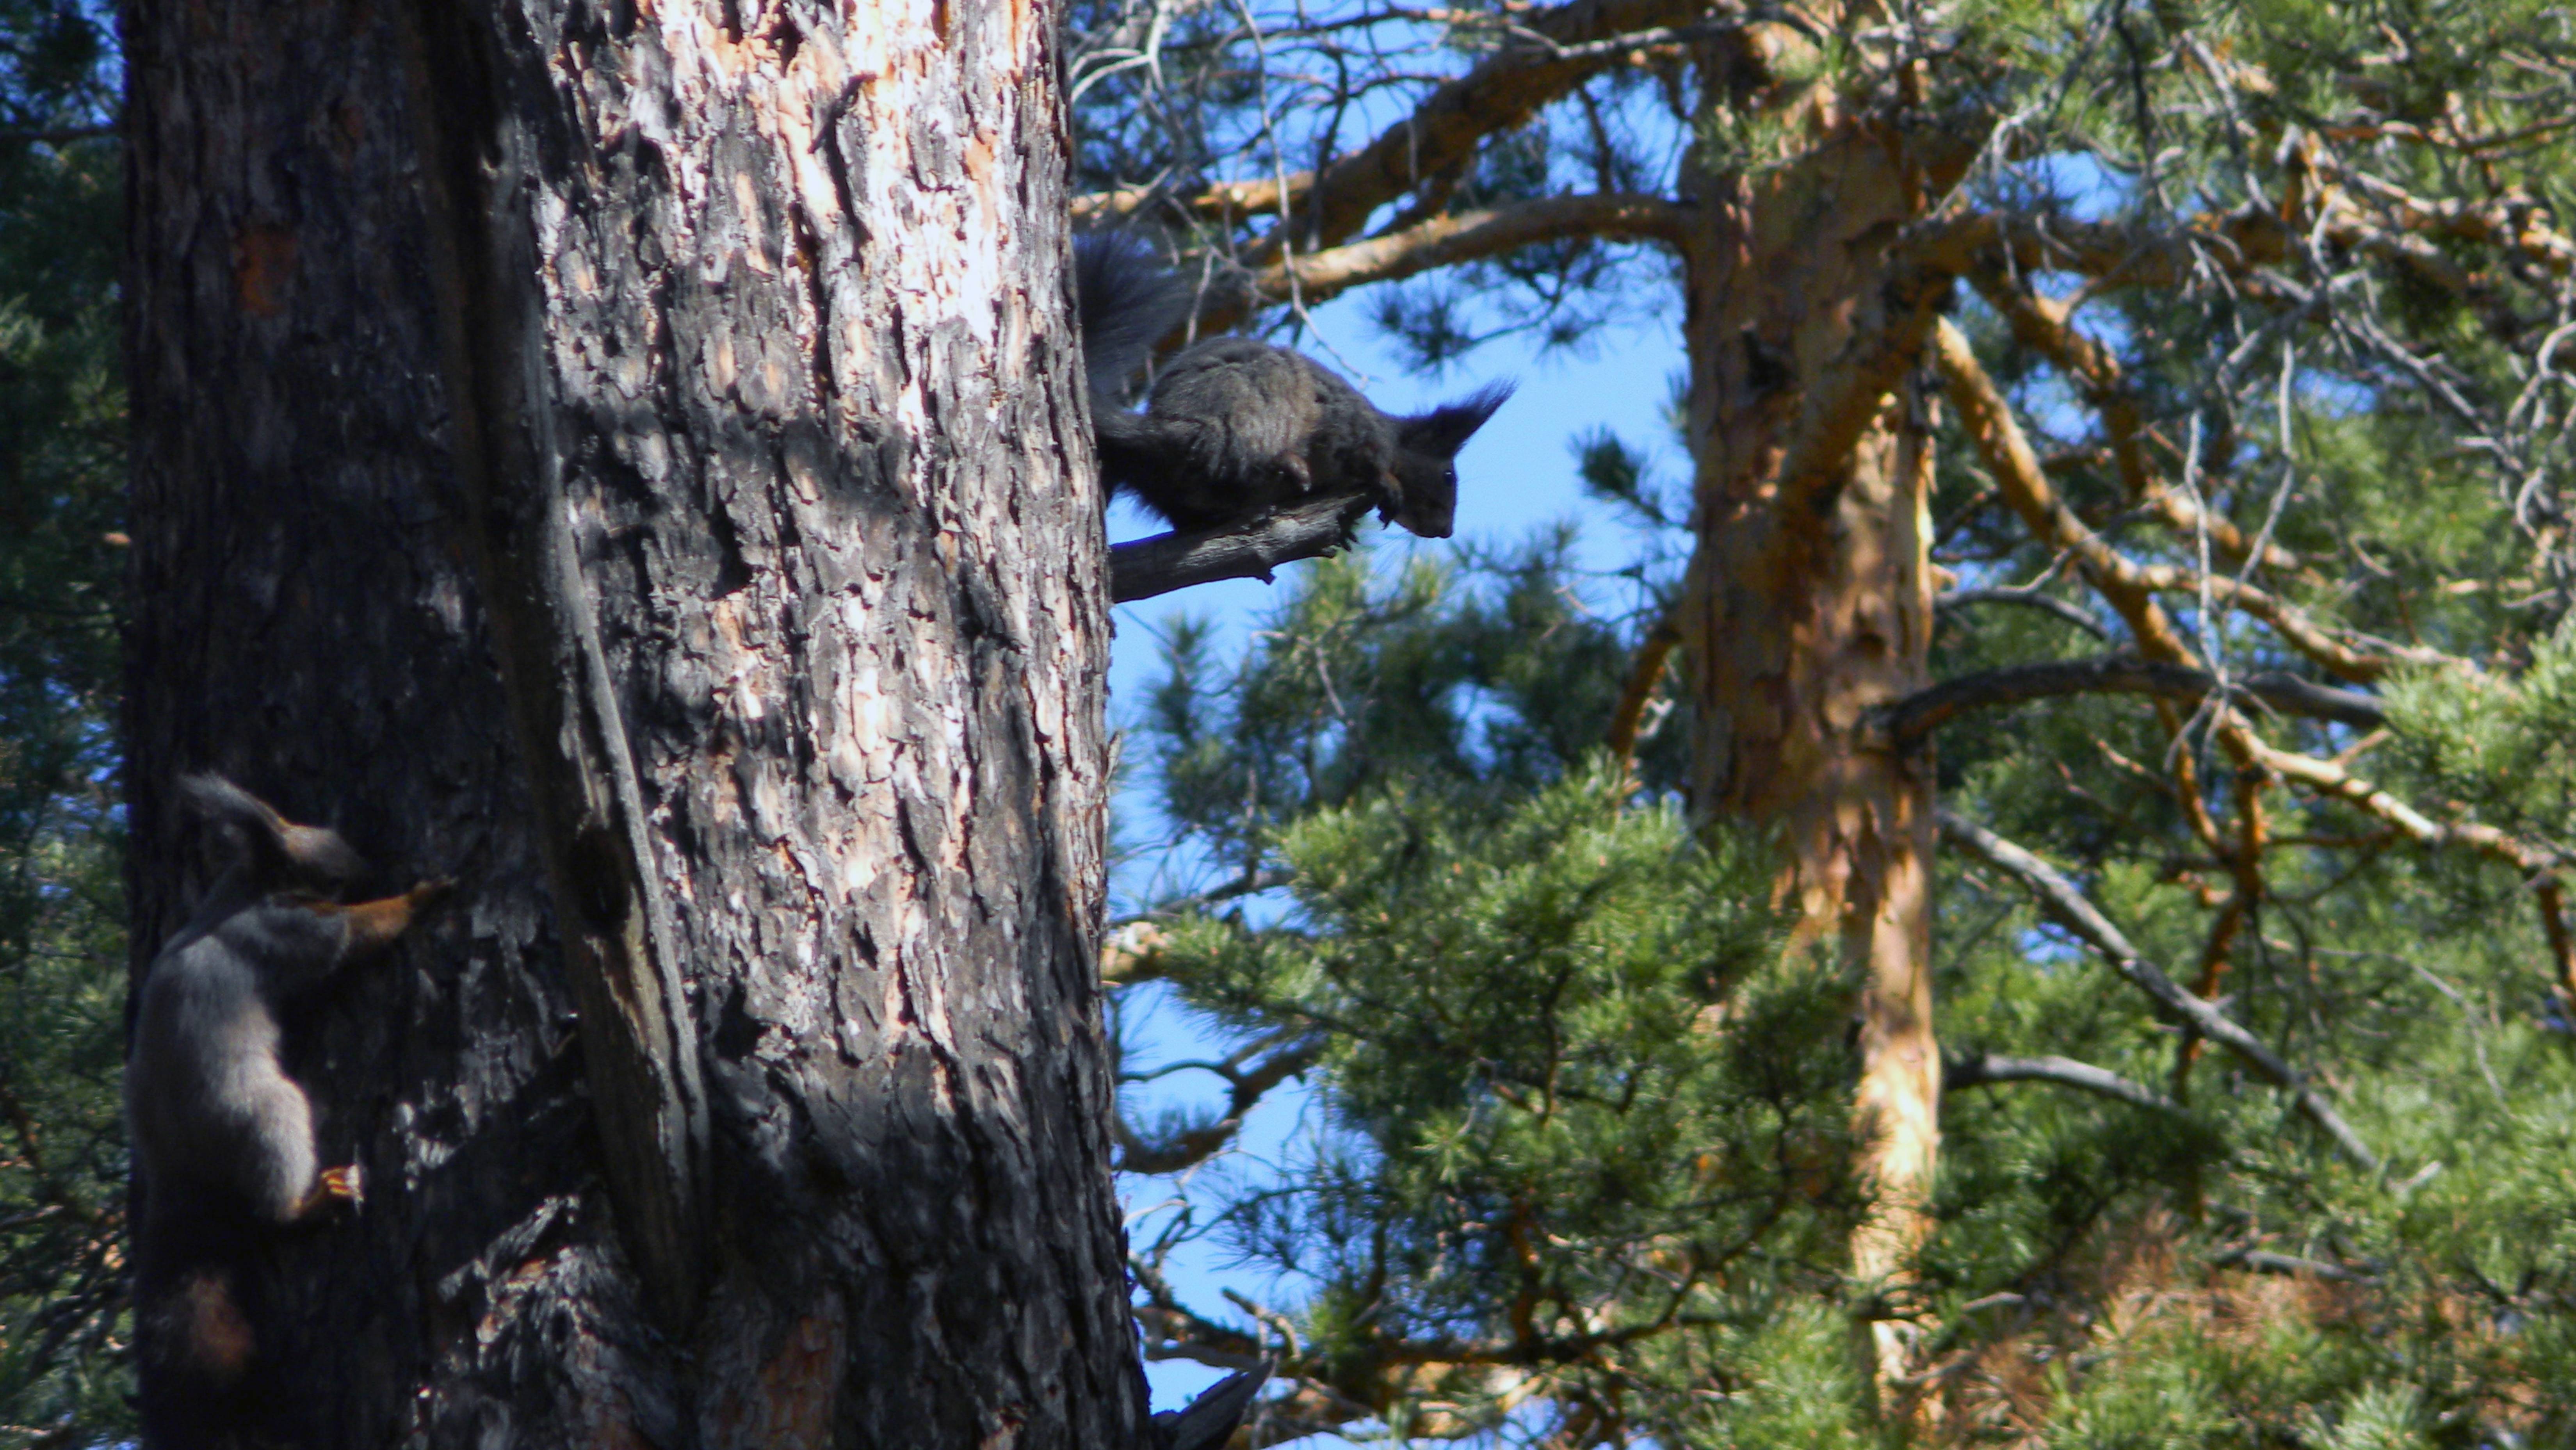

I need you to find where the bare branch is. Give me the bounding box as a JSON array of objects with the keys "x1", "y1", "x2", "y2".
[
  {"x1": 1933, "y1": 317, "x2": 2455, "y2": 682},
  {"x1": 1273, "y1": 0, "x2": 1737, "y2": 257},
  {"x1": 1934, "y1": 315, "x2": 2195, "y2": 662},
  {"x1": 1880, "y1": 656, "x2": 2385, "y2": 743},
  {"x1": 1134, "y1": 1257, "x2": 1268, "y2": 1368},
  {"x1": 2241, "y1": 737, "x2": 2558, "y2": 874},
  {"x1": 1074, "y1": 175, "x2": 1314, "y2": 228},
  {"x1": 1261, "y1": 192, "x2": 1691, "y2": 305},
  {"x1": 1118, "y1": 1034, "x2": 1325, "y2": 1173},
  {"x1": 1946, "y1": 1051, "x2": 2184, "y2": 1115},
  {"x1": 2210, "y1": 1244, "x2": 2377, "y2": 1283},
  {"x1": 1969, "y1": 269, "x2": 2314, "y2": 580},
  {"x1": 1936, "y1": 808, "x2": 2381, "y2": 1173},
  {"x1": 1111, "y1": 493, "x2": 1378, "y2": 603},
  {"x1": 1935, "y1": 586, "x2": 2109, "y2": 639}
]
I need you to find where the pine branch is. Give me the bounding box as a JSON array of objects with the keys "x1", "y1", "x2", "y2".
[
  {"x1": 1933, "y1": 318, "x2": 2462, "y2": 683},
  {"x1": 1109, "y1": 493, "x2": 1378, "y2": 603},
  {"x1": 1259, "y1": 0, "x2": 1728, "y2": 260},
  {"x1": 1945, "y1": 1050, "x2": 2183, "y2": 1115},
  {"x1": 1880, "y1": 657, "x2": 2385, "y2": 743},
  {"x1": 1936, "y1": 808, "x2": 2381, "y2": 1173},
  {"x1": 1116, "y1": 1033, "x2": 1325, "y2": 1174},
  {"x1": 1968, "y1": 269, "x2": 2316, "y2": 582},
  {"x1": 1606, "y1": 605, "x2": 1683, "y2": 768},
  {"x1": 1935, "y1": 587, "x2": 2110, "y2": 639},
  {"x1": 1262, "y1": 192, "x2": 1690, "y2": 306}
]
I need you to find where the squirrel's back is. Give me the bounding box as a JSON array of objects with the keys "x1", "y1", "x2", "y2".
[{"x1": 1072, "y1": 236, "x2": 1510, "y2": 537}]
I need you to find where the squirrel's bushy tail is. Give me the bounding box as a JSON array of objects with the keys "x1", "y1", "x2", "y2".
[
  {"x1": 1073, "y1": 234, "x2": 1193, "y2": 404},
  {"x1": 132, "y1": 1206, "x2": 267, "y2": 1449}
]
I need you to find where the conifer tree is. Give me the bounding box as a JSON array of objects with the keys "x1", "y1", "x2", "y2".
[
  {"x1": 0, "y1": 0, "x2": 130, "y2": 1433},
  {"x1": 1082, "y1": 0, "x2": 2576, "y2": 1435}
]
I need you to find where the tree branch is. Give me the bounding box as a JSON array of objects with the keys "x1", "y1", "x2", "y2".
[
  {"x1": 1880, "y1": 656, "x2": 2385, "y2": 743},
  {"x1": 1932, "y1": 317, "x2": 2454, "y2": 683},
  {"x1": 2210, "y1": 1244, "x2": 2377, "y2": 1283},
  {"x1": 1118, "y1": 1033, "x2": 1326, "y2": 1174},
  {"x1": 1935, "y1": 586, "x2": 2109, "y2": 639},
  {"x1": 1260, "y1": 192, "x2": 1691, "y2": 306},
  {"x1": 1968, "y1": 269, "x2": 2314, "y2": 581},
  {"x1": 2240, "y1": 737, "x2": 2558, "y2": 873},
  {"x1": 1945, "y1": 1050, "x2": 2184, "y2": 1115},
  {"x1": 1267, "y1": 0, "x2": 1734, "y2": 259},
  {"x1": 1770, "y1": 222, "x2": 1966, "y2": 514},
  {"x1": 1607, "y1": 606, "x2": 1682, "y2": 769},
  {"x1": 1074, "y1": 175, "x2": 1313, "y2": 228},
  {"x1": 1102, "y1": 921, "x2": 1174, "y2": 985},
  {"x1": 1937, "y1": 808, "x2": 2381, "y2": 1173},
  {"x1": 1934, "y1": 316, "x2": 2195, "y2": 661},
  {"x1": 1110, "y1": 493, "x2": 1378, "y2": 603}
]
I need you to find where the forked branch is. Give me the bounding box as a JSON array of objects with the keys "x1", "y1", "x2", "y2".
[{"x1": 1937, "y1": 808, "x2": 2380, "y2": 1173}]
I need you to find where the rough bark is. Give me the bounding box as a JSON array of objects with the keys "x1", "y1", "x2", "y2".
[
  {"x1": 1674, "y1": 35, "x2": 1944, "y2": 1404},
  {"x1": 126, "y1": 1, "x2": 1145, "y2": 1445}
]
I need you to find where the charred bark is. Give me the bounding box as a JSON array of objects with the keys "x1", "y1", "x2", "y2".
[{"x1": 126, "y1": 1, "x2": 1145, "y2": 1445}]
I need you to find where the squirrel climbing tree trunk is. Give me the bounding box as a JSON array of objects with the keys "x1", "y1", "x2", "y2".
[{"x1": 124, "y1": 1, "x2": 1145, "y2": 1444}]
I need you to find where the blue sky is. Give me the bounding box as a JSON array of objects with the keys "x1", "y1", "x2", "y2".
[{"x1": 1104, "y1": 283, "x2": 1687, "y2": 1429}]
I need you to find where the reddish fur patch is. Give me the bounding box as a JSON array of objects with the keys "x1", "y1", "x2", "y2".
[
  {"x1": 233, "y1": 226, "x2": 297, "y2": 318},
  {"x1": 182, "y1": 1271, "x2": 255, "y2": 1384}
]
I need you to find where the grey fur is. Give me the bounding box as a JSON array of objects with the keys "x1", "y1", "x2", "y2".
[
  {"x1": 1153, "y1": 1363, "x2": 1271, "y2": 1450},
  {"x1": 129, "y1": 776, "x2": 446, "y2": 1444},
  {"x1": 1075, "y1": 238, "x2": 1513, "y2": 538},
  {"x1": 131, "y1": 778, "x2": 379, "y2": 1224}
]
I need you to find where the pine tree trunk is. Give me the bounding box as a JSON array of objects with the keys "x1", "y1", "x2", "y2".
[
  {"x1": 1675, "y1": 35, "x2": 1946, "y2": 1409},
  {"x1": 123, "y1": 2, "x2": 1144, "y2": 1444}
]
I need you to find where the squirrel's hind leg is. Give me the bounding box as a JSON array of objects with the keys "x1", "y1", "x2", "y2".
[{"x1": 235, "y1": 1069, "x2": 326, "y2": 1225}]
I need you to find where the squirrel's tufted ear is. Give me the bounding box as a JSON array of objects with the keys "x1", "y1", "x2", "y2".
[
  {"x1": 1151, "y1": 1362, "x2": 1272, "y2": 1450},
  {"x1": 1397, "y1": 381, "x2": 1516, "y2": 458}
]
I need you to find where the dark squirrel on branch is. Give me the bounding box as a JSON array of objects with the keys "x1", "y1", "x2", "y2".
[
  {"x1": 127, "y1": 775, "x2": 450, "y2": 1448},
  {"x1": 1076, "y1": 236, "x2": 1514, "y2": 538}
]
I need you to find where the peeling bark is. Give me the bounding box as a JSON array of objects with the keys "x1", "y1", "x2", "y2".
[
  {"x1": 1675, "y1": 62, "x2": 1942, "y2": 1405},
  {"x1": 126, "y1": 1, "x2": 1145, "y2": 1445}
]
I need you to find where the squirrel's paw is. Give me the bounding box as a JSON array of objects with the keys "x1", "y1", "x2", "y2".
[
  {"x1": 317, "y1": 1163, "x2": 365, "y2": 1214},
  {"x1": 407, "y1": 879, "x2": 458, "y2": 912}
]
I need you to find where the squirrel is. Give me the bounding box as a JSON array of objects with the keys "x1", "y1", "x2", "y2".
[
  {"x1": 1075, "y1": 235, "x2": 1514, "y2": 539},
  {"x1": 126, "y1": 774, "x2": 449, "y2": 1446},
  {"x1": 1153, "y1": 1362, "x2": 1271, "y2": 1450}
]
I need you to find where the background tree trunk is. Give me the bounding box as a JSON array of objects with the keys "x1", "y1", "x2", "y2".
[
  {"x1": 124, "y1": 1, "x2": 1144, "y2": 1444},
  {"x1": 1677, "y1": 28, "x2": 1946, "y2": 1405}
]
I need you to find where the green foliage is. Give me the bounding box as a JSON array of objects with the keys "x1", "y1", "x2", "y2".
[
  {"x1": 1146, "y1": 755, "x2": 1877, "y2": 1439},
  {"x1": 1135, "y1": 540, "x2": 1686, "y2": 879},
  {"x1": 0, "y1": 1, "x2": 130, "y2": 1439},
  {"x1": 2383, "y1": 635, "x2": 2576, "y2": 851}
]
